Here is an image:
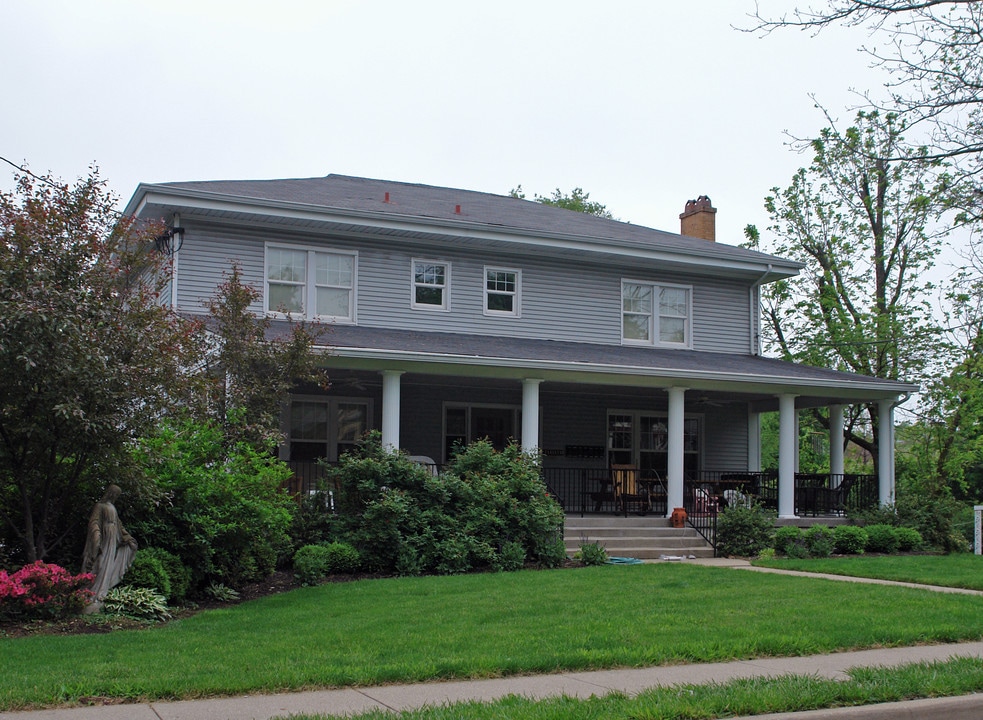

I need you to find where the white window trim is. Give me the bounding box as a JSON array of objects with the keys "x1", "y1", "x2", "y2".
[
  {"x1": 410, "y1": 258, "x2": 451, "y2": 311},
  {"x1": 265, "y1": 242, "x2": 357, "y2": 323},
  {"x1": 483, "y1": 266, "x2": 521, "y2": 318},
  {"x1": 621, "y1": 279, "x2": 692, "y2": 348}
]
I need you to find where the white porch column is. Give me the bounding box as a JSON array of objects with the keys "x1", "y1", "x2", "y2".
[
  {"x1": 666, "y1": 387, "x2": 687, "y2": 516},
  {"x1": 747, "y1": 409, "x2": 762, "y2": 473},
  {"x1": 380, "y1": 370, "x2": 404, "y2": 453},
  {"x1": 778, "y1": 394, "x2": 798, "y2": 519},
  {"x1": 829, "y1": 404, "x2": 845, "y2": 482},
  {"x1": 878, "y1": 399, "x2": 896, "y2": 506},
  {"x1": 521, "y1": 379, "x2": 543, "y2": 454}
]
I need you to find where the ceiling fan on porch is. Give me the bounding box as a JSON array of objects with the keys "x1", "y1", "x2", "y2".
[
  {"x1": 692, "y1": 394, "x2": 726, "y2": 408},
  {"x1": 331, "y1": 376, "x2": 369, "y2": 391}
]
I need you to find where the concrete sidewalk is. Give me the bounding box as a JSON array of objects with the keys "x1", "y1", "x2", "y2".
[
  {"x1": 3, "y1": 561, "x2": 983, "y2": 720},
  {"x1": 2, "y1": 641, "x2": 982, "y2": 720}
]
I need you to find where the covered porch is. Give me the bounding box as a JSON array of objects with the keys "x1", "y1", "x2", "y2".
[{"x1": 280, "y1": 326, "x2": 917, "y2": 522}]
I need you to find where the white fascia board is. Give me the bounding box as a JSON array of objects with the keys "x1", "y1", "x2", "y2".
[
  {"x1": 131, "y1": 187, "x2": 802, "y2": 280},
  {"x1": 321, "y1": 345, "x2": 918, "y2": 397}
]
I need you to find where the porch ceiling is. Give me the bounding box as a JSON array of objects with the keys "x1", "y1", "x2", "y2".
[{"x1": 271, "y1": 324, "x2": 918, "y2": 408}]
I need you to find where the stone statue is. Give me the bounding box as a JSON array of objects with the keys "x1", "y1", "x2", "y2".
[{"x1": 81, "y1": 484, "x2": 138, "y2": 609}]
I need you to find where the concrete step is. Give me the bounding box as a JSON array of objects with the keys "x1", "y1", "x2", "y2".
[
  {"x1": 563, "y1": 513, "x2": 715, "y2": 560},
  {"x1": 563, "y1": 526, "x2": 700, "y2": 538}
]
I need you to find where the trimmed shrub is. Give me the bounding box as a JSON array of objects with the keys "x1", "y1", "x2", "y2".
[
  {"x1": 294, "y1": 542, "x2": 361, "y2": 585},
  {"x1": 330, "y1": 433, "x2": 565, "y2": 575},
  {"x1": 865, "y1": 524, "x2": 900, "y2": 554},
  {"x1": 493, "y1": 541, "x2": 526, "y2": 572},
  {"x1": 103, "y1": 586, "x2": 171, "y2": 622},
  {"x1": 895, "y1": 526, "x2": 923, "y2": 552},
  {"x1": 322, "y1": 542, "x2": 361, "y2": 575},
  {"x1": 537, "y1": 538, "x2": 569, "y2": 568},
  {"x1": 125, "y1": 551, "x2": 171, "y2": 601},
  {"x1": 130, "y1": 419, "x2": 296, "y2": 592},
  {"x1": 293, "y1": 545, "x2": 331, "y2": 586},
  {"x1": 716, "y1": 504, "x2": 774, "y2": 558},
  {"x1": 803, "y1": 525, "x2": 835, "y2": 558},
  {"x1": 833, "y1": 525, "x2": 868, "y2": 555},
  {"x1": 773, "y1": 526, "x2": 803, "y2": 557},
  {"x1": 141, "y1": 547, "x2": 191, "y2": 604}
]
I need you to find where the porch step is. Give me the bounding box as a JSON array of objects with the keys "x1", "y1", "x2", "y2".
[{"x1": 564, "y1": 515, "x2": 715, "y2": 560}]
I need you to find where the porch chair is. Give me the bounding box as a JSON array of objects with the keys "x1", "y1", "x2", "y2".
[
  {"x1": 828, "y1": 474, "x2": 858, "y2": 516},
  {"x1": 611, "y1": 465, "x2": 649, "y2": 516},
  {"x1": 693, "y1": 485, "x2": 717, "y2": 514},
  {"x1": 722, "y1": 488, "x2": 751, "y2": 509}
]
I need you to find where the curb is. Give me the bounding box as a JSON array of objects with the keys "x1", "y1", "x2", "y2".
[{"x1": 735, "y1": 692, "x2": 983, "y2": 719}]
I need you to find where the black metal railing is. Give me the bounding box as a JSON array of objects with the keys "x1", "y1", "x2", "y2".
[
  {"x1": 284, "y1": 461, "x2": 877, "y2": 519},
  {"x1": 682, "y1": 484, "x2": 718, "y2": 555}
]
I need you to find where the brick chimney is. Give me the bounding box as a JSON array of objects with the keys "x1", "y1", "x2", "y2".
[{"x1": 679, "y1": 195, "x2": 716, "y2": 241}]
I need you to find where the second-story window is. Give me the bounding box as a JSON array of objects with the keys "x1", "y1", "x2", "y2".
[
  {"x1": 484, "y1": 267, "x2": 520, "y2": 317},
  {"x1": 412, "y1": 260, "x2": 449, "y2": 310},
  {"x1": 622, "y1": 280, "x2": 691, "y2": 347},
  {"x1": 266, "y1": 244, "x2": 355, "y2": 322}
]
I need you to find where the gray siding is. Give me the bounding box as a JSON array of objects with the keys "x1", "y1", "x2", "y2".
[{"x1": 175, "y1": 223, "x2": 755, "y2": 354}]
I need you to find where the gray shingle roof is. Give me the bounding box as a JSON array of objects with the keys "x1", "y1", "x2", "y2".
[
  {"x1": 149, "y1": 174, "x2": 797, "y2": 269},
  {"x1": 263, "y1": 322, "x2": 915, "y2": 399}
]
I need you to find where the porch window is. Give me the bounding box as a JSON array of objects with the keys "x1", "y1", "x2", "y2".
[
  {"x1": 444, "y1": 404, "x2": 520, "y2": 460},
  {"x1": 412, "y1": 260, "x2": 449, "y2": 310},
  {"x1": 287, "y1": 398, "x2": 369, "y2": 463},
  {"x1": 266, "y1": 244, "x2": 356, "y2": 322},
  {"x1": 607, "y1": 411, "x2": 701, "y2": 479},
  {"x1": 484, "y1": 267, "x2": 520, "y2": 316},
  {"x1": 622, "y1": 281, "x2": 691, "y2": 347}
]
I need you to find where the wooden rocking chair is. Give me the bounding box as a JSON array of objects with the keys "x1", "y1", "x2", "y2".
[{"x1": 611, "y1": 465, "x2": 649, "y2": 516}]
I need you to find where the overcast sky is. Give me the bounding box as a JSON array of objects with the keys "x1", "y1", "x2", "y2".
[{"x1": 2, "y1": 1, "x2": 894, "y2": 246}]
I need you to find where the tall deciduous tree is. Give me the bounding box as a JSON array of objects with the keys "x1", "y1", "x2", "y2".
[
  {"x1": 748, "y1": 0, "x2": 983, "y2": 221},
  {"x1": 748, "y1": 111, "x2": 951, "y2": 464},
  {"x1": 509, "y1": 185, "x2": 614, "y2": 218},
  {"x1": 903, "y1": 260, "x2": 983, "y2": 500},
  {"x1": 0, "y1": 171, "x2": 204, "y2": 563}
]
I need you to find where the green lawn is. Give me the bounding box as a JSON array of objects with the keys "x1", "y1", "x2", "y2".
[
  {"x1": 2, "y1": 562, "x2": 983, "y2": 710},
  {"x1": 754, "y1": 553, "x2": 983, "y2": 590}
]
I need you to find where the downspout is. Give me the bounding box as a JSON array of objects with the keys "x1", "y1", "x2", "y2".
[
  {"x1": 171, "y1": 212, "x2": 180, "y2": 311},
  {"x1": 749, "y1": 263, "x2": 773, "y2": 355}
]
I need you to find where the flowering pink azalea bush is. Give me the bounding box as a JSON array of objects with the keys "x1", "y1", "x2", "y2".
[{"x1": 0, "y1": 562, "x2": 94, "y2": 621}]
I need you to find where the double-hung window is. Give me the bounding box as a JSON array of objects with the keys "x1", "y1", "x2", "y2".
[
  {"x1": 266, "y1": 244, "x2": 356, "y2": 322},
  {"x1": 287, "y1": 397, "x2": 370, "y2": 463},
  {"x1": 484, "y1": 267, "x2": 520, "y2": 317},
  {"x1": 412, "y1": 259, "x2": 449, "y2": 310},
  {"x1": 622, "y1": 280, "x2": 691, "y2": 347}
]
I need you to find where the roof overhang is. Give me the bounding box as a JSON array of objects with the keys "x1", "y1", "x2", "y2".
[
  {"x1": 275, "y1": 324, "x2": 918, "y2": 410},
  {"x1": 126, "y1": 184, "x2": 801, "y2": 282}
]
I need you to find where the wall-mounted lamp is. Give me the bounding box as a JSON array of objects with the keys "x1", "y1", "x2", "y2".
[{"x1": 154, "y1": 226, "x2": 185, "y2": 255}]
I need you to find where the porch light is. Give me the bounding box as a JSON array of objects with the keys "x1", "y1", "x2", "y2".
[{"x1": 154, "y1": 226, "x2": 185, "y2": 255}]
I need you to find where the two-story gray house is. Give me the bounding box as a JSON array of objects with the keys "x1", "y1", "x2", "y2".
[{"x1": 123, "y1": 174, "x2": 916, "y2": 520}]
